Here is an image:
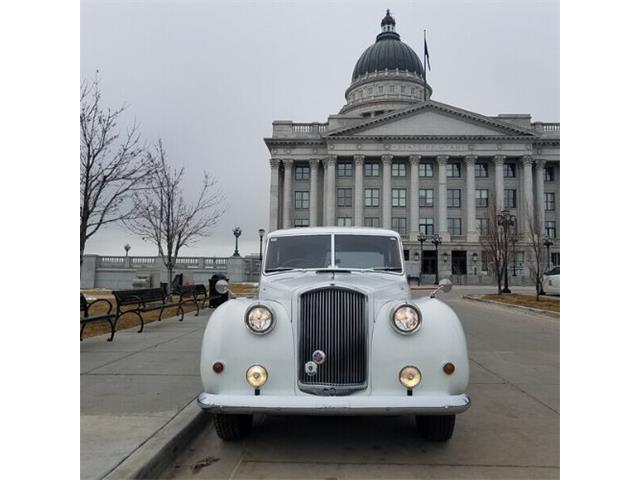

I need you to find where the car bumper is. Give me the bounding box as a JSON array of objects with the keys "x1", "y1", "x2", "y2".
[{"x1": 197, "y1": 392, "x2": 471, "y2": 415}]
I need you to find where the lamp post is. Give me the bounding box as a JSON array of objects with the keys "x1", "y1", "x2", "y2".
[
  {"x1": 511, "y1": 235, "x2": 518, "y2": 277},
  {"x1": 124, "y1": 244, "x2": 131, "y2": 257},
  {"x1": 543, "y1": 237, "x2": 554, "y2": 270},
  {"x1": 258, "y1": 228, "x2": 266, "y2": 262},
  {"x1": 232, "y1": 227, "x2": 242, "y2": 257},
  {"x1": 497, "y1": 209, "x2": 515, "y2": 293},
  {"x1": 417, "y1": 232, "x2": 427, "y2": 285},
  {"x1": 431, "y1": 233, "x2": 442, "y2": 284}
]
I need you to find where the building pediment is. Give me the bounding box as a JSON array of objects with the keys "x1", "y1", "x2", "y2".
[{"x1": 327, "y1": 100, "x2": 538, "y2": 138}]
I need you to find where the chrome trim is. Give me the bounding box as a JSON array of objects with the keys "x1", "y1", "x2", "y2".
[
  {"x1": 244, "y1": 304, "x2": 276, "y2": 335},
  {"x1": 391, "y1": 303, "x2": 422, "y2": 335}
]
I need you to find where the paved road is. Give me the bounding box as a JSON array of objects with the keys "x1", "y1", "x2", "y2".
[{"x1": 162, "y1": 288, "x2": 559, "y2": 479}]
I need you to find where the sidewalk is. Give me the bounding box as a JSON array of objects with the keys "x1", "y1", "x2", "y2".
[{"x1": 80, "y1": 311, "x2": 208, "y2": 480}]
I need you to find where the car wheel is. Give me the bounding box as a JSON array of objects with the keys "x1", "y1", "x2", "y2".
[
  {"x1": 212, "y1": 414, "x2": 253, "y2": 441},
  {"x1": 415, "y1": 414, "x2": 456, "y2": 441}
]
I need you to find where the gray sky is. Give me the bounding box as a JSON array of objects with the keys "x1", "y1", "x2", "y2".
[{"x1": 80, "y1": 0, "x2": 559, "y2": 258}]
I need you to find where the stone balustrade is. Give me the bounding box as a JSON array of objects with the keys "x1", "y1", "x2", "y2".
[{"x1": 272, "y1": 121, "x2": 328, "y2": 138}]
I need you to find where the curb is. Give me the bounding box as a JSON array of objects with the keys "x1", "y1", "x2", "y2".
[
  {"x1": 463, "y1": 295, "x2": 560, "y2": 318},
  {"x1": 104, "y1": 399, "x2": 211, "y2": 480}
]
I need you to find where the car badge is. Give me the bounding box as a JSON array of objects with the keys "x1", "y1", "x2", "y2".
[
  {"x1": 312, "y1": 350, "x2": 327, "y2": 364},
  {"x1": 304, "y1": 361, "x2": 318, "y2": 376}
]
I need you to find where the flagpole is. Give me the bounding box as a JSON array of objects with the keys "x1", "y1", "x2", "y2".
[{"x1": 423, "y1": 29, "x2": 427, "y2": 101}]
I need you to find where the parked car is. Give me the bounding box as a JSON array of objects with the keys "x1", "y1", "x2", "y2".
[
  {"x1": 543, "y1": 266, "x2": 560, "y2": 295},
  {"x1": 198, "y1": 227, "x2": 470, "y2": 441}
]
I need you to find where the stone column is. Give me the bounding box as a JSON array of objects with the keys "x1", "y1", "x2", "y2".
[
  {"x1": 493, "y1": 155, "x2": 505, "y2": 212},
  {"x1": 409, "y1": 155, "x2": 420, "y2": 240},
  {"x1": 437, "y1": 155, "x2": 450, "y2": 241},
  {"x1": 282, "y1": 159, "x2": 293, "y2": 229},
  {"x1": 268, "y1": 158, "x2": 280, "y2": 231},
  {"x1": 521, "y1": 155, "x2": 534, "y2": 234},
  {"x1": 323, "y1": 155, "x2": 336, "y2": 226},
  {"x1": 309, "y1": 159, "x2": 320, "y2": 227},
  {"x1": 353, "y1": 155, "x2": 365, "y2": 226},
  {"x1": 381, "y1": 154, "x2": 393, "y2": 229},
  {"x1": 535, "y1": 158, "x2": 546, "y2": 235},
  {"x1": 465, "y1": 155, "x2": 479, "y2": 242}
]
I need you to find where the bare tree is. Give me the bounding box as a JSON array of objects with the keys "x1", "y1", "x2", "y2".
[
  {"x1": 126, "y1": 139, "x2": 226, "y2": 285},
  {"x1": 525, "y1": 204, "x2": 546, "y2": 301},
  {"x1": 80, "y1": 74, "x2": 150, "y2": 265},
  {"x1": 480, "y1": 198, "x2": 506, "y2": 294}
]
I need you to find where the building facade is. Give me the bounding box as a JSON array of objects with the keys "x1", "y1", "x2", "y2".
[{"x1": 264, "y1": 11, "x2": 559, "y2": 284}]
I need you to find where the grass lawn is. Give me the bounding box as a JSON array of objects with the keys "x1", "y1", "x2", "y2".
[
  {"x1": 80, "y1": 283, "x2": 258, "y2": 339},
  {"x1": 480, "y1": 293, "x2": 560, "y2": 313}
]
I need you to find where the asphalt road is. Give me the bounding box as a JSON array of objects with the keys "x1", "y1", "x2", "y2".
[{"x1": 162, "y1": 288, "x2": 559, "y2": 479}]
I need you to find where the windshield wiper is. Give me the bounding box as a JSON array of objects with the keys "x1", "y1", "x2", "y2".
[
  {"x1": 315, "y1": 268, "x2": 352, "y2": 273},
  {"x1": 264, "y1": 267, "x2": 296, "y2": 273},
  {"x1": 371, "y1": 267, "x2": 403, "y2": 272}
]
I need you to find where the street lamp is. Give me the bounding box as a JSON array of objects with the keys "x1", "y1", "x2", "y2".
[
  {"x1": 543, "y1": 237, "x2": 554, "y2": 270},
  {"x1": 258, "y1": 228, "x2": 266, "y2": 262},
  {"x1": 232, "y1": 227, "x2": 242, "y2": 257},
  {"x1": 431, "y1": 233, "x2": 442, "y2": 284},
  {"x1": 124, "y1": 244, "x2": 131, "y2": 257},
  {"x1": 417, "y1": 232, "x2": 427, "y2": 285},
  {"x1": 497, "y1": 209, "x2": 516, "y2": 293},
  {"x1": 511, "y1": 235, "x2": 518, "y2": 277}
]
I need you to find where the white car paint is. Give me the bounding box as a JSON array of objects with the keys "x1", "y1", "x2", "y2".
[{"x1": 543, "y1": 266, "x2": 560, "y2": 296}]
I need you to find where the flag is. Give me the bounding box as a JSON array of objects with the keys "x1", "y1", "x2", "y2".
[{"x1": 424, "y1": 30, "x2": 431, "y2": 72}]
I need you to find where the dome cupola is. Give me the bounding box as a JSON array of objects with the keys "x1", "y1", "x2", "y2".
[{"x1": 341, "y1": 10, "x2": 431, "y2": 117}]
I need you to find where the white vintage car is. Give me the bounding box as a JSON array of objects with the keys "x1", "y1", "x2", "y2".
[{"x1": 198, "y1": 227, "x2": 470, "y2": 441}]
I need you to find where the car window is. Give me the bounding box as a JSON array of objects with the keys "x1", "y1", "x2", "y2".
[
  {"x1": 334, "y1": 235, "x2": 402, "y2": 270},
  {"x1": 264, "y1": 235, "x2": 331, "y2": 271},
  {"x1": 546, "y1": 266, "x2": 560, "y2": 275}
]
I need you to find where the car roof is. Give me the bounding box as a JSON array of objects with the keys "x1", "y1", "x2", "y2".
[{"x1": 267, "y1": 227, "x2": 401, "y2": 238}]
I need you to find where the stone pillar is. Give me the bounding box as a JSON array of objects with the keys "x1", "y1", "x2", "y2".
[
  {"x1": 381, "y1": 154, "x2": 393, "y2": 229},
  {"x1": 465, "y1": 155, "x2": 479, "y2": 242},
  {"x1": 353, "y1": 155, "x2": 365, "y2": 226},
  {"x1": 408, "y1": 155, "x2": 420, "y2": 240},
  {"x1": 535, "y1": 158, "x2": 546, "y2": 235},
  {"x1": 494, "y1": 155, "x2": 505, "y2": 212},
  {"x1": 521, "y1": 155, "x2": 534, "y2": 233},
  {"x1": 323, "y1": 156, "x2": 336, "y2": 226},
  {"x1": 309, "y1": 159, "x2": 320, "y2": 227},
  {"x1": 227, "y1": 256, "x2": 245, "y2": 283},
  {"x1": 268, "y1": 158, "x2": 280, "y2": 231},
  {"x1": 437, "y1": 155, "x2": 450, "y2": 241},
  {"x1": 80, "y1": 254, "x2": 98, "y2": 289},
  {"x1": 282, "y1": 159, "x2": 293, "y2": 229}
]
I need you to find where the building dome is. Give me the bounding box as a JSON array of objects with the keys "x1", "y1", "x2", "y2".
[{"x1": 341, "y1": 10, "x2": 431, "y2": 117}]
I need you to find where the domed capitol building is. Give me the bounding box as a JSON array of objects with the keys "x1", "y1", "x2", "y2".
[{"x1": 264, "y1": 10, "x2": 559, "y2": 284}]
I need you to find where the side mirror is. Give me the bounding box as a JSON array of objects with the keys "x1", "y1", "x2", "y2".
[{"x1": 438, "y1": 278, "x2": 453, "y2": 293}]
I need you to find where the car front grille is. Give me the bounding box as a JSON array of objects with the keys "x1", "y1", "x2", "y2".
[{"x1": 298, "y1": 287, "x2": 367, "y2": 394}]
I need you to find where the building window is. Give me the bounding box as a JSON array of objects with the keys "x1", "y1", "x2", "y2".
[
  {"x1": 392, "y1": 217, "x2": 407, "y2": 236},
  {"x1": 391, "y1": 162, "x2": 406, "y2": 176},
  {"x1": 544, "y1": 166, "x2": 555, "y2": 182},
  {"x1": 419, "y1": 189, "x2": 434, "y2": 207},
  {"x1": 364, "y1": 217, "x2": 380, "y2": 227},
  {"x1": 545, "y1": 192, "x2": 556, "y2": 211},
  {"x1": 337, "y1": 217, "x2": 352, "y2": 227},
  {"x1": 419, "y1": 218, "x2": 434, "y2": 235},
  {"x1": 337, "y1": 188, "x2": 352, "y2": 207},
  {"x1": 446, "y1": 162, "x2": 461, "y2": 177},
  {"x1": 294, "y1": 191, "x2": 309, "y2": 209},
  {"x1": 295, "y1": 166, "x2": 309, "y2": 180},
  {"x1": 364, "y1": 162, "x2": 379, "y2": 176},
  {"x1": 481, "y1": 251, "x2": 489, "y2": 272},
  {"x1": 504, "y1": 162, "x2": 517, "y2": 177},
  {"x1": 447, "y1": 189, "x2": 461, "y2": 208},
  {"x1": 378, "y1": 86, "x2": 384, "y2": 95},
  {"x1": 475, "y1": 162, "x2": 489, "y2": 177},
  {"x1": 504, "y1": 189, "x2": 517, "y2": 209},
  {"x1": 551, "y1": 252, "x2": 560, "y2": 266},
  {"x1": 475, "y1": 189, "x2": 489, "y2": 207},
  {"x1": 364, "y1": 188, "x2": 380, "y2": 207},
  {"x1": 545, "y1": 220, "x2": 556, "y2": 239},
  {"x1": 337, "y1": 162, "x2": 353, "y2": 177},
  {"x1": 392, "y1": 188, "x2": 407, "y2": 207},
  {"x1": 476, "y1": 218, "x2": 489, "y2": 235},
  {"x1": 419, "y1": 162, "x2": 434, "y2": 177},
  {"x1": 448, "y1": 218, "x2": 462, "y2": 236},
  {"x1": 294, "y1": 218, "x2": 309, "y2": 228}
]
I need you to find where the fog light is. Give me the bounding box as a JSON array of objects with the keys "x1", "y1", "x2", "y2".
[
  {"x1": 212, "y1": 362, "x2": 224, "y2": 374},
  {"x1": 443, "y1": 362, "x2": 455, "y2": 375},
  {"x1": 399, "y1": 366, "x2": 422, "y2": 389},
  {"x1": 246, "y1": 364, "x2": 268, "y2": 388}
]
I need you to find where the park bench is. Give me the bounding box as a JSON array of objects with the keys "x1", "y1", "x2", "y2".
[
  {"x1": 80, "y1": 294, "x2": 117, "y2": 342},
  {"x1": 172, "y1": 284, "x2": 209, "y2": 316},
  {"x1": 112, "y1": 287, "x2": 185, "y2": 335}
]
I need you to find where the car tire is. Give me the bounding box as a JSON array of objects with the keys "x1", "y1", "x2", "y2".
[
  {"x1": 415, "y1": 414, "x2": 456, "y2": 441},
  {"x1": 212, "y1": 414, "x2": 253, "y2": 441}
]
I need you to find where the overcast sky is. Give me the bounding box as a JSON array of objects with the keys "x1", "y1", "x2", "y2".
[{"x1": 80, "y1": 0, "x2": 559, "y2": 258}]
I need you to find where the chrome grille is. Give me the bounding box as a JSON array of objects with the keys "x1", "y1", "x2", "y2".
[{"x1": 298, "y1": 288, "x2": 367, "y2": 390}]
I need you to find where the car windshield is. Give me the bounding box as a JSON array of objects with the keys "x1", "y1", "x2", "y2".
[
  {"x1": 264, "y1": 235, "x2": 332, "y2": 271},
  {"x1": 334, "y1": 235, "x2": 402, "y2": 270}
]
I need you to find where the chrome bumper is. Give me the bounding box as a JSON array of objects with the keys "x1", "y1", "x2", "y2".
[{"x1": 197, "y1": 392, "x2": 471, "y2": 415}]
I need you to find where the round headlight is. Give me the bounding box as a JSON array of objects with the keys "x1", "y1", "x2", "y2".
[
  {"x1": 214, "y1": 279, "x2": 229, "y2": 294},
  {"x1": 399, "y1": 366, "x2": 422, "y2": 388},
  {"x1": 245, "y1": 305, "x2": 274, "y2": 334},
  {"x1": 246, "y1": 364, "x2": 268, "y2": 388},
  {"x1": 392, "y1": 304, "x2": 421, "y2": 334}
]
